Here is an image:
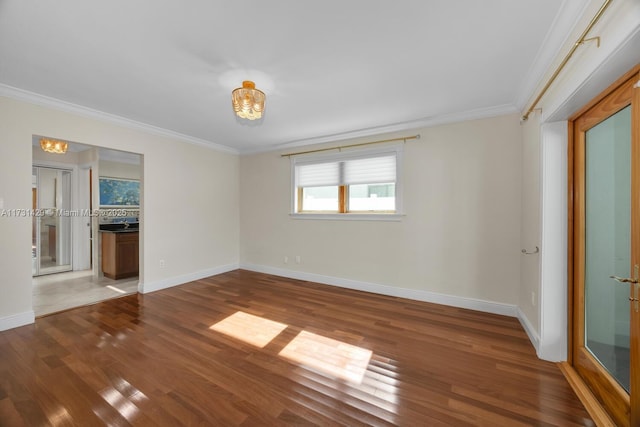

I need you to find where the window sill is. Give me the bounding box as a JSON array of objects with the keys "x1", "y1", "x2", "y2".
[{"x1": 290, "y1": 213, "x2": 405, "y2": 222}]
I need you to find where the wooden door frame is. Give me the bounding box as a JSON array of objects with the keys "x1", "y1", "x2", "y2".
[{"x1": 567, "y1": 64, "x2": 640, "y2": 427}]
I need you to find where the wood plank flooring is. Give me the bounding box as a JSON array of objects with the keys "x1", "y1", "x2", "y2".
[{"x1": 0, "y1": 270, "x2": 594, "y2": 426}]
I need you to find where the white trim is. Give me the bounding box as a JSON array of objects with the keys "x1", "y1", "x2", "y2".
[
  {"x1": 75, "y1": 166, "x2": 92, "y2": 271},
  {"x1": 0, "y1": 311, "x2": 35, "y2": 331},
  {"x1": 0, "y1": 83, "x2": 238, "y2": 155},
  {"x1": 517, "y1": 306, "x2": 541, "y2": 353},
  {"x1": 538, "y1": 121, "x2": 569, "y2": 362},
  {"x1": 140, "y1": 263, "x2": 239, "y2": 294},
  {"x1": 290, "y1": 213, "x2": 404, "y2": 222},
  {"x1": 240, "y1": 263, "x2": 518, "y2": 317}
]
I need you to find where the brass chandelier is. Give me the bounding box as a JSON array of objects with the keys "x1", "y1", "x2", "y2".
[
  {"x1": 40, "y1": 138, "x2": 68, "y2": 154},
  {"x1": 231, "y1": 80, "x2": 265, "y2": 120}
]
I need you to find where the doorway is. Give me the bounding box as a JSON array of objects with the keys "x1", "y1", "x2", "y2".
[
  {"x1": 570, "y1": 66, "x2": 640, "y2": 426},
  {"x1": 31, "y1": 139, "x2": 143, "y2": 316}
]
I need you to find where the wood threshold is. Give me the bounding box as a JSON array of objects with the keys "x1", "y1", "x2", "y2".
[
  {"x1": 35, "y1": 291, "x2": 137, "y2": 319},
  {"x1": 558, "y1": 362, "x2": 616, "y2": 427}
]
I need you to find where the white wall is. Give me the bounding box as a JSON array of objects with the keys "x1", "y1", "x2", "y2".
[
  {"x1": 240, "y1": 114, "x2": 522, "y2": 313},
  {"x1": 0, "y1": 95, "x2": 240, "y2": 330},
  {"x1": 518, "y1": 113, "x2": 542, "y2": 341}
]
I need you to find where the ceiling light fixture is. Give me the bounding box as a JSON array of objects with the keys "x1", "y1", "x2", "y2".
[
  {"x1": 231, "y1": 80, "x2": 265, "y2": 120},
  {"x1": 40, "y1": 138, "x2": 68, "y2": 154}
]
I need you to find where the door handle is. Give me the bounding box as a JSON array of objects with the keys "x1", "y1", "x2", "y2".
[
  {"x1": 611, "y1": 265, "x2": 640, "y2": 312},
  {"x1": 610, "y1": 264, "x2": 640, "y2": 284},
  {"x1": 610, "y1": 275, "x2": 638, "y2": 284}
]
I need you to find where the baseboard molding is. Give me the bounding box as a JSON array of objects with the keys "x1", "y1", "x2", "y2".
[
  {"x1": 517, "y1": 307, "x2": 540, "y2": 353},
  {"x1": 0, "y1": 310, "x2": 35, "y2": 331},
  {"x1": 240, "y1": 263, "x2": 518, "y2": 317},
  {"x1": 141, "y1": 263, "x2": 239, "y2": 294}
]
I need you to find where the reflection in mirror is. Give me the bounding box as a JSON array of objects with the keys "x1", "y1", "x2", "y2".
[{"x1": 33, "y1": 166, "x2": 73, "y2": 275}]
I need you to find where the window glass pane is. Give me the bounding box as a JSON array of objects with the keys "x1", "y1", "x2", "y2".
[
  {"x1": 348, "y1": 183, "x2": 395, "y2": 211},
  {"x1": 300, "y1": 186, "x2": 339, "y2": 211}
]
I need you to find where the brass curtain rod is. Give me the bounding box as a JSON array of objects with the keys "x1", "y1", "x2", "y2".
[
  {"x1": 280, "y1": 135, "x2": 420, "y2": 158},
  {"x1": 521, "y1": 0, "x2": 613, "y2": 121}
]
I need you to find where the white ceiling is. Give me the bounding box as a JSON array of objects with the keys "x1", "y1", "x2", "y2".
[{"x1": 0, "y1": 1, "x2": 587, "y2": 153}]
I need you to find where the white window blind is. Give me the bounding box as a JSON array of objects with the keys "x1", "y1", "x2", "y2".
[
  {"x1": 296, "y1": 162, "x2": 340, "y2": 187},
  {"x1": 296, "y1": 153, "x2": 396, "y2": 187},
  {"x1": 343, "y1": 154, "x2": 396, "y2": 185}
]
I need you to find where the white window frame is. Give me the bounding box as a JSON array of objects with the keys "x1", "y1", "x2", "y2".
[{"x1": 289, "y1": 144, "x2": 404, "y2": 221}]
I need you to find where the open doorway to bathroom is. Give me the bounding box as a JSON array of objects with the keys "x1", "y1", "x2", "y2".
[{"x1": 32, "y1": 136, "x2": 143, "y2": 316}]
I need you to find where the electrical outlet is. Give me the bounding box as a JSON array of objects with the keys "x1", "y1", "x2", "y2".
[
  {"x1": 160, "y1": 259, "x2": 166, "y2": 268},
  {"x1": 295, "y1": 255, "x2": 301, "y2": 264},
  {"x1": 284, "y1": 256, "x2": 288, "y2": 264},
  {"x1": 531, "y1": 291, "x2": 536, "y2": 306}
]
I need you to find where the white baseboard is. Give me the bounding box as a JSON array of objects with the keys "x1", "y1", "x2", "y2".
[
  {"x1": 0, "y1": 310, "x2": 35, "y2": 331},
  {"x1": 240, "y1": 263, "x2": 518, "y2": 317},
  {"x1": 517, "y1": 307, "x2": 540, "y2": 353},
  {"x1": 141, "y1": 263, "x2": 239, "y2": 294}
]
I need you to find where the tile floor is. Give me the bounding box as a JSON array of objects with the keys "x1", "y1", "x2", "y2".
[{"x1": 33, "y1": 270, "x2": 139, "y2": 317}]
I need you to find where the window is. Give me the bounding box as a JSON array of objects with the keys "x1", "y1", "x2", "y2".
[{"x1": 291, "y1": 146, "x2": 402, "y2": 218}]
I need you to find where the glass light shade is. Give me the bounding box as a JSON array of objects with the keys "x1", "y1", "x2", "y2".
[
  {"x1": 232, "y1": 81, "x2": 265, "y2": 120},
  {"x1": 40, "y1": 138, "x2": 68, "y2": 154}
]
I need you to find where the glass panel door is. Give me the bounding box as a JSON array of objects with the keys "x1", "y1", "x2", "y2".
[
  {"x1": 584, "y1": 105, "x2": 631, "y2": 392},
  {"x1": 572, "y1": 68, "x2": 640, "y2": 427}
]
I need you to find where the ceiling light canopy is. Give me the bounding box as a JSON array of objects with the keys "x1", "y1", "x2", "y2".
[
  {"x1": 40, "y1": 138, "x2": 68, "y2": 154},
  {"x1": 232, "y1": 81, "x2": 265, "y2": 121}
]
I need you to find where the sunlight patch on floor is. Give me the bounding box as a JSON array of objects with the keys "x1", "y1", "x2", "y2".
[
  {"x1": 99, "y1": 387, "x2": 140, "y2": 423},
  {"x1": 48, "y1": 406, "x2": 73, "y2": 426},
  {"x1": 279, "y1": 330, "x2": 372, "y2": 384},
  {"x1": 209, "y1": 311, "x2": 288, "y2": 348}
]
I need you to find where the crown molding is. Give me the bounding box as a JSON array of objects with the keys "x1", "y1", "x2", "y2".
[
  {"x1": 0, "y1": 83, "x2": 520, "y2": 158},
  {"x1": 241, "y1": 103, "x2": 519, "y2": 155},
  {"x1": 514, "y1": 0, "x2": 593, "y2": 111},
  {"x1": 0, "y1": 83, "x2": 239, "y2": 155}
]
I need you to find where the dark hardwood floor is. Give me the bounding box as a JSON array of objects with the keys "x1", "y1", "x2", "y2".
[{"x1": 0, "y1": 270, "x2": 593, "y2": 426}]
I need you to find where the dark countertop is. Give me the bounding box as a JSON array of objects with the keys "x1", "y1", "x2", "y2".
[{"x1": 99, "y1": 222, "x2": 139, "y2": 233}]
